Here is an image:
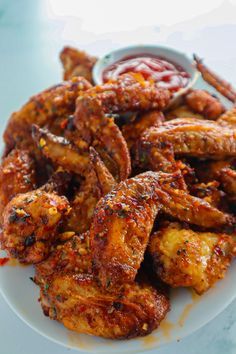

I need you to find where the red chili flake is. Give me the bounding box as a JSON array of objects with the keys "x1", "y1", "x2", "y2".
[
  {"x1": 214, "y1": 245, "x2": 223, "y2": 256},
  {"x1": 60, "y1": 118, "x2": 68, "y2": 130},
  {"x1": 0, "y1": 257, "x2": 9, "y2": 266}
]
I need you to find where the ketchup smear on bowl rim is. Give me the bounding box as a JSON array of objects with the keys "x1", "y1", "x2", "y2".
[{"x1": 102, "y1": 54, "x2": 190, "y2": 92}]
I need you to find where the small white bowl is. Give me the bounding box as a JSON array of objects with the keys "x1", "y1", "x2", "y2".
[{"x1": 93, "y1": 45, "x2": 199, "y2": 106}]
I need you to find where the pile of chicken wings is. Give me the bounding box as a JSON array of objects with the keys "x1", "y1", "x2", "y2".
[{"x1": 0, "y1": 46, "x2": 236, "y2": 339}]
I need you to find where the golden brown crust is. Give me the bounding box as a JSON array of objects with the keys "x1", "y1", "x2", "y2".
[
  {"x1": 149, "y1": 222, "x2": 235, "y2": 294},
  {"x1": 0, "y1": 149, "x2": 36, "y2": 218},
  {"x1": 3, "y1": 77, "x2": 91, "y2": 155},
  {"x1": 32, "y1": 125, "x2": 90, "y2": 175},
  {"x1": 40, "y1": 273, "x2": 170, "y2": 339},
  {"x1": 1, "y1": 190, "x2": 70, "y2": 263},
  {"x1": 60, "y1": 46, "x2": 97, "y2": 82},
  {"x1": 35, "y1": 232, "x2": 92, "y2": 285}
]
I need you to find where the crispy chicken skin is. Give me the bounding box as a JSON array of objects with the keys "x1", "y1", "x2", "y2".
[
  {"x1": 3, "y1": 77, "x2": 91, "y2": 154},
  {"x1": 32, "y1": 125, "x2": 90, "y2": 175},
  {"x1": 91, "y1": 171, "x2": 232, "y2": 289},
  {"x1": 0, "y1": 149, "x2": 36, "y2": 218},
  {"x1": 66, "y1": 148, "x2": 116, "y2": 233},
  {"x1": 40, "y1": 273, "x2": 170, "y2": 339},
  {"x1": 1, "y1": 190, "x2": 70, "y2": 263},
  {"x1": 35, "y1": 232, "x2": 92, "y2": 286},
  {"x1": 218, "y1": 107, "x2": 236, "y2": 128},
  {"x1": 185, "y1": 89, "x2": 225, "y2": 120},
  {"x1": 149, "y1": 222, "x2": 235, "y2": 294},
  {"x1": 60, "y1": 46, "x2": 97, "y2": 82},
  {"x1": 122, "y1": 111, "x2": 164, "y2": 149}
]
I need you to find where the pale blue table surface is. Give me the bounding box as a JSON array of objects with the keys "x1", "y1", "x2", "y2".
[{"x1": 0, "y1": 0, "x2": 236, "y2": 353}]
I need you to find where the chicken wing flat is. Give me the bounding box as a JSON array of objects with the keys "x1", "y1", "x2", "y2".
[
  {"x1": 65, "y1": 147, "x2": 116, "y2": 233},
  {"x1": 0, "y1": 190, "x2": 70, "y2": 263},
  {"x1": 185, "y1": 89, "x2": 225, "y2": 120},
  {"x1": 4, "y1": 77, "x2": 91, "y2": 155},
  {"x1": 194, "y1": 54, "x2": 236, "y2": 103},
  {"x1": 91, "y1": 171, "x2": 233, "y2": 289},
  {"x1": 149, "y1": 222, "x2": 235, "y2": 294},
  {"x1": 0, "y1": 149, "x2": 36, "y2": 218},
  {"x1": 136, "y1": 118, "x2": 236, "y2": 176},
  {"x1": 60, "y1": 46, "x2": 97, "y2": 83},
  {"x1": 122, "y1": 111, "x2": 164, "y2": 149},
  {"x1": 39, "y1": 273, "x2": 169, "y2": 339}
]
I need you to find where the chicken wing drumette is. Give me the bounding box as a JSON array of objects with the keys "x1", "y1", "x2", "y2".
[{"x1": 1, "y1": 190, "x2": 70, "y2": 263}]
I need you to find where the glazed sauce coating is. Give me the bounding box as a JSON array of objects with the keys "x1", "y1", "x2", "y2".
[{"x1": 103, "y1": 54, "x2": 189, "y2": 92}]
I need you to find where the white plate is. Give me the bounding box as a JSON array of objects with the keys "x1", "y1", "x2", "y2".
[{"x1": 0, "y1": 76, "x2": 235, "y2": 353}]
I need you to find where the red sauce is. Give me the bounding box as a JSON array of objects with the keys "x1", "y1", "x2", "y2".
[
  {"x1": 0, "y1": 257, "x2": 9, "y2": 266},
  {"x1": 103, "y1": 54, "x2": 189, "y2": 92}
]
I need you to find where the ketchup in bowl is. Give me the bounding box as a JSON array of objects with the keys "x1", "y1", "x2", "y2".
[{"x1": 102, "y1": 54, "x2": 190, "y2": 92}]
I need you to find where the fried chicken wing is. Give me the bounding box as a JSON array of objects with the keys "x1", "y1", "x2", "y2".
[
  {"x1": 4, "y1": 77, "x2": 91, "y2": 155},
  {"x1": 0, "y1": 149, "x2": 36, "y2": 218},
  {"x1": 91, "y1": 171, "x2": 233, "y2": 289},
  {"x1": 0, "y1": 190, "x2": 70, "y2": 263},
  {"x1": 65, "y1": 147, "x2": 116, "y2": 233},
  {"x1": 185, "y1": 89, "x2": 225, "y2": 120},
  {"x1": 194, "y1": 54, "x2": 236, "y2": 103},
  {"x1": 40, "y1": 273, "x2": 169, "y2": 339},
  {"x1": 149, "y1": 222, "x2": 235, "y2": 294},
  {"x1": 136, "y1": 118, "x2": 236, "y2": 176},
  {"x1": 60, "y1": 46, "x2": 97, "y2": 83}
]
